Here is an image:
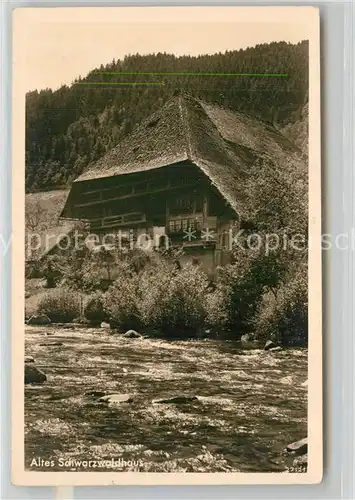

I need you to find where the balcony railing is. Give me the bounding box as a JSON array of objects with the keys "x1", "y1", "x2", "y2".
[{"x1": 90, "y1": 212, "x2": 147, "y2": 230}]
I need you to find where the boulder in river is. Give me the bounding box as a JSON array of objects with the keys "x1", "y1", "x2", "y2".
[
  {"x1": 241, "y1": 334, "x2": 252, "y2": 343},
  {"x1": 98, "y1": 394, "x2": 133, "y2": 404},
  {"x1": 25, "y1": 356, "x2": 35, "y2": 364},
  {"x1": 25, "y1": 364, "x2": 47, "y2": 384},
  {"x1": 123, "y1": 330, "x2": 142, "y2": 339},
  {"x1": 27, "y1": 314, "x2": 51, "y2": 325},
  {"x1": 100, "y1": 322, "x2": 110, "y2": 329},
  {"x1": 280, "y1": 375, "x2": 294, "y2": 385},
  {"x1": 86, "y1": 390, "x2": 107, "y2": 398},
  {"x1": 153, "y1": 395, "x2": 199, "y2": 405},
  {"x1": 286, "y1": 437, "x2": 307, "y2": 456},
  {"x1": 264, "y1": 339, "x2": 277, "y2": 351},
  {"x1": 39, "y1": 342, "x2": 63, "y2": 347},
  {"x1": 269, "y1": 346, "x2": 283, "y2": 352}
]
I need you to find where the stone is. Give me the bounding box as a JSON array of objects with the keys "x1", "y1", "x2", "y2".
[
  {"x1": 75, "y1": 318, "x2": 91, "y2": 326},
  {"x1": 123, "y1": 330, "x2": 142, "y2": 339},
  {"x1": 27, "y1": 314, "x2": 51, "y2": 325},
  {"x1": 100, "y1": 322, "x2": 110, "y2": 329},
  {"x1": 49, "y1": 391, "x2": 72, "y2": 401},
  {"x1": 153, "y1": 395, "x2": 199, "y2": 405},
  {"x1": 39, "y1": 342, "x2": 63, "y2": 347},
  {"x1": 269, "y1": 346, "x2": 283, "y2": 352},
  {"x1": 86, "y1": 390, "x2": 106, "y2": 398},
  {"x1": 25, "y1": 356, "x2": 35, "y2": 364},
  {"x1": 98, "y1": 394, "x2": 133, "y2": 404},
  {"x1": 25, "y1": 364, "x2": 47, "y2": 384},
  {"x1": 286, "y1": 437, "x2": 307, "y2": 455},
  {"x1": 280, "y1": 375, "x2": 294, "y2": 384},
  {"x1": 241, "y1": 333, "x2": 255, "y2": 343},
  {"x1": 301, "y1": 379, "x2": 308, "y2": 387},
  {"x1": 264, "y1": 339, "x2": 277, "y2": 351}
]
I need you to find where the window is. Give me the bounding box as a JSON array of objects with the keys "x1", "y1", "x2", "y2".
[
  {"x1": 168, "y1": 218, "x2": 197, "y2": 233},
  {"x1": 169, "y1": 220, "x2": 182, "y2": 232}
]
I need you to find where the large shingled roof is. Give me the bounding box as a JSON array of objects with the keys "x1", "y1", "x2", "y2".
[{"x1": 72, "y1": 93, "x2": 306, "y2": 215}]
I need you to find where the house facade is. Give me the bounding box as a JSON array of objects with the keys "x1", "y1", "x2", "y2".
[{"x1": 61, "y1": 93, "x2": 305, "y2": 276}]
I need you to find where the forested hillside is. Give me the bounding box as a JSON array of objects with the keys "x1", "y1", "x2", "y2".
[{"x1": 26, "y1": 41, "x2": 308, "y2": 192}]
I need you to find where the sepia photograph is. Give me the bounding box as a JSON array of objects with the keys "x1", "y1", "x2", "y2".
[{"x1": 12, "y1": 6, "x2": 321, "y2": 485}]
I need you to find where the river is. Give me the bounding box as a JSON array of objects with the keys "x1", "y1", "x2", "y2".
[{"x1": 25, "y1": 325, "x2": 307, "y2": 473}]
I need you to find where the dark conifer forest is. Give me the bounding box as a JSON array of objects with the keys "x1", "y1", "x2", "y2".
[{"x1": 26, "y1": 41, "x2": 308, "y2": 192}]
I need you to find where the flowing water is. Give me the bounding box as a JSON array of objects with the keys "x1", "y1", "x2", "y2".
[{"x1": 25, "y1": 325, "x2": 307, "y2": 473}]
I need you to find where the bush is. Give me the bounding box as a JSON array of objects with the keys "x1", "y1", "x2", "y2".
[
  {"x1": 129, "y1": 249, "x2": 151, "y2": 274},
  {"x1": 43, "y1": 257, "x2": 62, "y2": 288},
  {"x1": 139, "y1": 262, "x2": 209, "y2": 338},
  {"x1": 205, "y1": 260, "x2": 264, "y2": 335},
  {"x1": 253, "y1": 260, "x2": 308, "y2": 345},
  {"x1": 103, "y1": 268, "x2": 142, "y2": 331},
  {"x1": 64, "y1": 248, "x2": 114, "y2": 293},
  {"x1": 84, "y1": 293, "x2": 107, "y2": 325},
  {"x1": 205, "y1": 288, "x2": 230, "y2": 330},
  {"x1": 103, "y1": 260, "x2": 209, "y2": 337},
  {"x1": 205, "y1": 241, "x2": 290, "y2": 337},
  {"x1": 37, "y1": 289, "x2": 81, "y2": 323}
]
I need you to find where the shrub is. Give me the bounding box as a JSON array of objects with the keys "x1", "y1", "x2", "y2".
[
  {"x1": 25, "y1": 260, "x2": 45, "y2": 279},
  {"x1": 103, "y1": 268, "x2": 142, "y2": 331},
  {"x1": 206, "y1": 241, "x2": 290, "y2": 337},
  {"x1": 206, "y1": 260, "x2": 263, "y2": 335},
  {"x1": 139, "y1": 262, "x2": 209, "y2": 338},
  {"x1": 37, "y1": 289, "x2": 81, "y2": 323},
  {"x1": 253, "y1": 260, "x2": 308, "y2": 345},
  {"x1": 84, "y1": 293, "x2": 107, "y2": 325},
  {"x1": 62, "y1": 244, "x2": 123, "y2": 293},
  {"x1": 205, "y1": 288, "x2": 230, "y2": 330},
  {"x1": 129, "y1": 249, "x2": 151, "y2": 273},
  {"x1": 43, "y1": 257, "x2": 62, "y2": 288}
]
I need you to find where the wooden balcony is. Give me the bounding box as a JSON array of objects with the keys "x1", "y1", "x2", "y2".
[{"x1": 90, "y1": 212, "x2": 147, "y2": 231}]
